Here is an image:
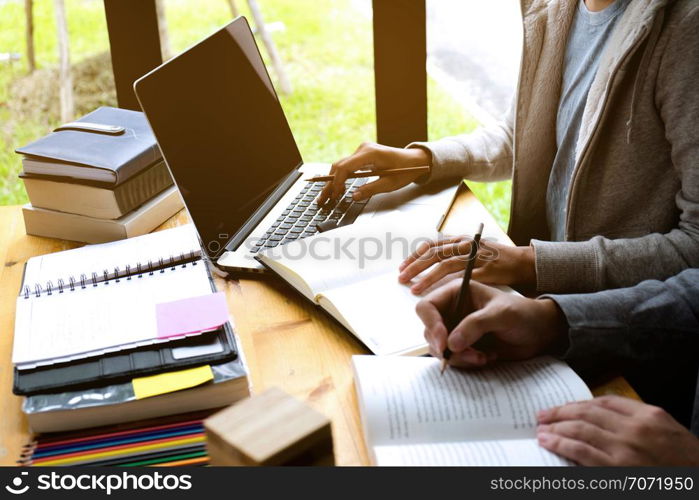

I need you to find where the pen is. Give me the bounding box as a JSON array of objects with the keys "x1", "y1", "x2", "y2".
[
  {"x1": 304, "y1": 166, "x2": 431, "y2": 183},
  {"x1": 441, "y1": 222, "x2": 484, "y2": 375}
]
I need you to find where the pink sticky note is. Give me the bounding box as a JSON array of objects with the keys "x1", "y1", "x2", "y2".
[{"x1": 156, "y1": 292, "x2": 229, "y2": 338}]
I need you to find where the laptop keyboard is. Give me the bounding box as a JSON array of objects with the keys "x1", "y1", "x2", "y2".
[{"x1": 250, "y1": 177, "x2": 369, "y2": 253}]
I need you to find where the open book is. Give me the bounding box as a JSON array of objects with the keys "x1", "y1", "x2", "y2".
[
  {"x1": 256, "y1": 212, "x2": 509, "y2": 356},
  {"x1": 352, "y1": 355, "x2": 593, "y2": 466}
]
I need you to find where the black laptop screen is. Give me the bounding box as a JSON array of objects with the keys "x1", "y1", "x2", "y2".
[{"x1": 135, "y1": 18, "x2": 302, "y2": 257}]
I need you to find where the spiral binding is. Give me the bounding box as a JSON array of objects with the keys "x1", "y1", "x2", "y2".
[{"x1": 21, "y1": 249, "x2": 200, "y2": 299}]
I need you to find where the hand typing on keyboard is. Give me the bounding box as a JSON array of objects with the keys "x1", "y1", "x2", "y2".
[
  {"x1": 251, "y1": 178, "x2": 370, "y2": 253},
  {"x1": 317, "y1": 142, "x2": 433, "y2": 205}
]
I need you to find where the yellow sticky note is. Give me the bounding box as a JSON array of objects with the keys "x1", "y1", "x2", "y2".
[{"x1": 132, "y1": 365, "x2": 214, "y2": 400}]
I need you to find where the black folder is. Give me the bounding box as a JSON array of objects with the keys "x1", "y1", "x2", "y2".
[{"x1": 13, "y1": 322, "x2": 237, "y2": 396}]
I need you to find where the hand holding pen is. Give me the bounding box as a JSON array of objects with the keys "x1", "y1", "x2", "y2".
[
  {"x1": 440, "y1": 223, "x2": 483, "y2": 374},
  {"x1": 415, "y1": 225, "x2": 568, "y2": 373}
]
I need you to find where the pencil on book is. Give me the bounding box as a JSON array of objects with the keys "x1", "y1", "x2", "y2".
[
  {"x1": 304, "y1": 165, "x2": 430, "y2": 183},
  {"x1": 441, "y1": 222, "x2": 484, "y2": 375}
]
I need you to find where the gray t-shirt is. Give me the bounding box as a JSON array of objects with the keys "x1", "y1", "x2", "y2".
[{"x1": 546, "y1": 0, "x2": 630, "y2": 241}]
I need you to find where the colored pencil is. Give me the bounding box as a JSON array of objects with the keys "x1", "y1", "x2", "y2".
[
  {"x1": 77, "y1": 446, "x2": 206, "y2": 467},
  {"x1": 20, "y1": 413, "x2": 212, "y2": 467},
  {"x1": 28, "y1": 425, "x2": 203, "y2": 458},
  {"x1": 26, "y1": 418, "x2": 204, "y2": 450},
  {"x1": 23, "y1": 435, "x2": 205, "y2": 466},
  {"x1": 152, "y1": 456, "x2": 208, "y2": 467},
  {"x1": 90, "y1": 447, "x2": 207, "y2": 467}
]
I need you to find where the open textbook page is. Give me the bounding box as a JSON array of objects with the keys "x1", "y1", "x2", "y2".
[
  {"x1": 257, "y1": 212, "x2": 508, "y2": 355},
  {"x1": 353, "y1": 355, "x2": 592, "y2": 465},
  {"x1": 257, "y1": 213, "x2": 441, "y2": 297}
]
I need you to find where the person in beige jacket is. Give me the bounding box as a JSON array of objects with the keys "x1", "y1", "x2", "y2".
[{"x1": 319, "y1": 0, "x2": 699, "y2": 294}]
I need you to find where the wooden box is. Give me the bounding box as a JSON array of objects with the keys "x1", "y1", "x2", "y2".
[{"x1": 204, "y1": 387, "x2": 334, "y2": 466}]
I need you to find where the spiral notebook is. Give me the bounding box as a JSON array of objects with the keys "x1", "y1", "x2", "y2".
[{"x1": 11, "y1": 225, "x2": 229, "y2": 370}]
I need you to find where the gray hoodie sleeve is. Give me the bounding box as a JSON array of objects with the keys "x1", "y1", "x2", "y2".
[
  {"x1": 406, "y1": 102, "x2": 515, "y2": 183},
  {"x1": 532, "y1": 6, "x2": 699, "y2": 293}
]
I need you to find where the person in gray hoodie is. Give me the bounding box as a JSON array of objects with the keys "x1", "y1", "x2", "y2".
[{"x1": 319, "y1": 0, "x2": 699, "y2": 295}]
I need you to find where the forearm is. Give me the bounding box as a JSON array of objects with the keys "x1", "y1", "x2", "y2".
[
  {"x1": 532, "y1": 228, "x2": 699, "y2": 293},
  {"x1": 543, "y1": 269, "x2": 699, "y2": 368},
  {"x1": 408, "y1": 102, "x2": 515, "y2": 184}
]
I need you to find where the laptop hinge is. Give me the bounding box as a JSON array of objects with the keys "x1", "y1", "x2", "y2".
[{"x1": 223, "y1": 167, "x2": 303, "y2": 253}]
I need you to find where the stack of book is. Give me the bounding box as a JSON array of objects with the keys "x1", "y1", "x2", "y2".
[
  {"x1": 16, "y1": 107, "x2": 183, "y2": 243},
  {"x1": 12, "y1": 226, "x2": 249, "y2": 435}
]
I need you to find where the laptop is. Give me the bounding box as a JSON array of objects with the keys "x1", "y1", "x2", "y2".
[
  {"x1": 135, "y1": 17, "x2": 457, "y2": 273},
  {"x1": 134, "y1": 17, "x2": 382, "y2": 272}
]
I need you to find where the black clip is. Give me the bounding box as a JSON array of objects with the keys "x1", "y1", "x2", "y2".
[
  {"x1": 148, "y1": 260, "x2": 154, "y2": 275},
  {"x1": 46, "y1": 281, "x2": 54, "y2": 295},
  {"x1": 34, "y1": 284, "x2": 41, "y2": 297},
  {"x1": 92, "y1": 272, "x2": 98, "y2": 287},
  {"x1": 24, "y1": 286, "x2": 30, "y2": 299},
  {"x1": 114, "y1": 266, "x2": 120, "y2": 282},
  {"x1": 80, "y1": 274, "x2": 87, "y2": 289},
  {"x1": 69, "y1": 276, "x2": 76, "y2": 291},
  {"x1": 103, "y1": 269, "x2": 109, "y2": 284},
  {"x1": 159, "y1": 257, "x2": 165, "y2": 273},
  {"x1": 137, "y1": 262, "x2": 143, "y2": 278},
  {"x1": 57, "y1": 278, "x2": 65, "y2": 293}
]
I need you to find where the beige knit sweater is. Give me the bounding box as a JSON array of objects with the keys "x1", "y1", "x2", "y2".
[{"x1": 413, "y1": 0, "x2": 699, "y2": 293}]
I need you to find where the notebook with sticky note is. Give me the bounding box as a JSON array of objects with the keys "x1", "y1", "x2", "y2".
[
  {"x1": 12, "y1": 226, "x2": 231, "y2": 370},
  {"x1": 12, "y1": 225, "x2": 250, "y2": 432}
]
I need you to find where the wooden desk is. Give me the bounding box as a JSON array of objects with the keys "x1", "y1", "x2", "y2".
[{"x1": 0, "y1": 188, "x2": 638, "y2": 466}]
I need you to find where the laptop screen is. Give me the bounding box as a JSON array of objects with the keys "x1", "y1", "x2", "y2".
[{"x1": 135, "y1": 18, "x2": 302, "y2": 257}]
